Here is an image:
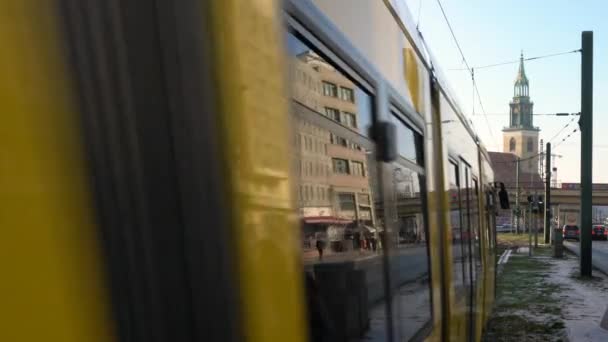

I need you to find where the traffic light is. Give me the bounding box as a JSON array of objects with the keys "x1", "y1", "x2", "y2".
[{"x1": 527, "y1": 195, "x2": 543, "y2": 213}]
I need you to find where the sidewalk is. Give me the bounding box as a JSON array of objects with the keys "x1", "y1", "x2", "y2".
[
  {"x1": 302, "y1": 243, "x2": 425, "y2": 264},
  {"x1": 485, "y1": 237, "x2": 608, "y2": 341}
]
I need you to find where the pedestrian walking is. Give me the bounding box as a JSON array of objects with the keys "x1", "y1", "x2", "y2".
[{"x1": 316, "y1": 239, "x2": 324, "y2": 260}]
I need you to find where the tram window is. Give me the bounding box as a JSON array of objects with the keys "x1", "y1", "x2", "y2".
[
  {"x1": 472, "y1": 178, "x2": 481, "y2": 279},
  {"x1": 381, "y1": 108, "x2": 432, "y2": 340},
  {"x1": 390, "y1": 114, "x2": 421, "y2": 164},
  {"x1": 462, "y1": 165, "x2": 474, "y2": 326},
  {"x1": 387, "y1": 156, "x2": 432, "y2": 340},
  {"x1": 286, "y1": 30, "x2": 389, "y2": 340},
  {"x1": 448, "y1": 161, "x2": 466, "y2": 295}
]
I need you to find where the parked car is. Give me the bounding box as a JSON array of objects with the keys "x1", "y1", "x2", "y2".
[
  {"x1": 592, "y1": 225, "x2": 607, "y2": 241},
  {"x1": 563, "y1": 225, "x2": 580, "y2": 241},
  {"x1": 496, "y1": 224, "x2": 512, "y2": 233}
]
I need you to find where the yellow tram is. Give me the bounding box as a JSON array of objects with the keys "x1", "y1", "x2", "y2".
[{"x1": 2, "y1": 0, "x2": 497, "y2": 341}]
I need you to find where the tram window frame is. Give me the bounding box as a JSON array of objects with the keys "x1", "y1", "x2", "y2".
[
  {"x1": 459, "y1": 161, "x2": 475, "y2": 333},
  {"x1": 460, "y1": 164, "x2": 477, "y2": 335},
  {"x1": 285, "y1": 24, "x2": 386, "y2": 340},
  {"x1": 390, "y1": 111, "x2": 424, "y2": 168},
  {"x1": 472, "y1": 177, "x2": 482, "y2": 280},
  {"x1": 285, "y1": 10, "x2": 433, "y2": 339},
  {"x1": 389, "y1": 107, "x2": 433, "y2": 339},
  {"x1": 448, "y1": 158, "x2": 467, "y2": 295}
]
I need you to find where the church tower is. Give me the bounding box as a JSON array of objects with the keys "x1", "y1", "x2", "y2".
[{"x1": 503, "y1": 53, "x2": 540, "y2": 173}]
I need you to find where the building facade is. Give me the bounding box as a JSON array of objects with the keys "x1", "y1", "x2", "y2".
[
  {"x1": 291, "y1": 51, "x2": 376, "y2": 228},
  {"x1": 502, "y1": 53, "x2": 540, "y2": 174}
]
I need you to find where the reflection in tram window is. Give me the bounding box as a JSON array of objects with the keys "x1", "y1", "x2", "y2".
[
  {"x1": 385, "y1": 113, "x2": 432, "y2": 341},
  {"x1": 472, "y1": 179, "x2": 482, "y2": 278},
  {"x1": 391, "y1": 114, "x2": 421, "y2": 164},
  {"x1": 286, "y1": 30, "x2": 385, "y2": 341},
  {"x1": 286, "y1": 28, "x2": 432, "y2": 342},
  {"x1": 462, "y1": 166, "x2": 473, "y2": 311},
  {"x1": 449, "y1": 161, "x2": 466, "y2": 294}
]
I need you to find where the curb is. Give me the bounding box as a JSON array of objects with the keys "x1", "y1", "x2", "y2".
[{"x1": 496, "y1": 249, "x2": 513, "y2": 275}]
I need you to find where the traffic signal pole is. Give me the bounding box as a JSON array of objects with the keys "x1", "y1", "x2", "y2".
[
  {"x1": 544, "y1": 143, "x2": 551, "y2": 244},
  {"x1": 528, "y1": 204, "x2": 532, "y2": 256},
  {"x1": 580, "y1": 31, "x2": 593, "y2": 277},
  {"x1": 534, "y1": 193, "x2": 539, "y2": 248}
]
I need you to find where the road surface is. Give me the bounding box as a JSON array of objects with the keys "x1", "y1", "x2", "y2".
[
  {"x1": 305, "y1": 245, "x2": 428, "y2": 304},
  {"x1": 564, "y1": 240, "x2": 608, "y2": 274}
]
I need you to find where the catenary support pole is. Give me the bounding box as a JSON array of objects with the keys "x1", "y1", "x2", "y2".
[
  {"x1": 545, "y1": 143, "x2": 552, "y2": 244},
  {"x1": 580, "y1": 31, "x2": 593, "y2": 277},
  {"x1": 528, "y1": 204, "x2": 532, "y2": 256}
]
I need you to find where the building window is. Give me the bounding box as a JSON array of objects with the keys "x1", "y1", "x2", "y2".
[
  {"x1": 332, "y1": 158, "x2": 350, "y2": 174},
  {"x1": 351, "y1": 161, "x2": 365, "y2": 177},
  {"x1": 325, "y1": 107, "x2": 340, "y2": 122},
  {"x1": 340, "y1": 87, "x2": 354, "y2": 102},
  {"x1": 358, "y1": 193, "x2": 370, "y2": 205},
  {"x1": 342, "y1": 112, "x2": 357, "y2": 128},
  {"x1": 509, "y1": 137, "x2": 516, "y2": 152},
  {"x1": 330, "y1": 133, "x2": 348, "y2": 147},
  {"x1": 338, "y1": 193, "x2": 356, "y2": 211},
  {"x1": 527, "y1": 138, "x2": 534, "y2": 152},
  {"x1": 322, "y1": 81, "x2": 337, "y2": 97}
]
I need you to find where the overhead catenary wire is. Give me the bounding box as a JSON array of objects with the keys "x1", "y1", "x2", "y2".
[
  {"x1": 436, "y1": 0, "x2": 472, "y2": 72},
  {"x1": 546, "y1": 116, "x2": 577, "y2": 144},
  {"x1": 449, "y1": 49, "x2": 581, "y2": 71},
  {"x1": 473, "y1": 76, "x2": 497, "y2": 146},
  {"x1": 435, "y1": 0, "x2": 498, "y2": 149},
  {"x1": 553, "y1": 128, "x2": 579, "y2": 149}
]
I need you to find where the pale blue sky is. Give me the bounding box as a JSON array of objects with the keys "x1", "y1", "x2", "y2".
[{"x1": 404, "y1": 0, "x2": 608, "y2": 183}]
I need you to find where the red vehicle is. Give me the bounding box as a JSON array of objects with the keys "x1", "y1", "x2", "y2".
[
  {"x1": 563, "y1": 225, "x2": 580, "y2": 241},
  {"x1": 592, "y1": 225, "x2": 607, "y2": 241}
]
